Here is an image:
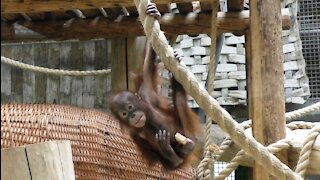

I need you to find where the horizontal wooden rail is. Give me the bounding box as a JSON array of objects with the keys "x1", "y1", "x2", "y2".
[{"x1": 1, "y1": 9, "x2": 291, "y2": 41}]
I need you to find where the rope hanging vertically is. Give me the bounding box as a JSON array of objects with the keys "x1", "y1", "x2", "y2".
[{"x1": 196, "y1": 0, "x2": 218, "y2": 179}]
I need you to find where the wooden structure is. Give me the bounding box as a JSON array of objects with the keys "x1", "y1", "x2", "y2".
[
  {"x1": 1, "y1": 140, "x2": 75, "y2": 180},
  {"x1": 1, "y1": 0, "x2": 290, "y2": 42}
]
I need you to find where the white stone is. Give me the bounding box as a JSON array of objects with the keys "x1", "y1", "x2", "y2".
[
  {"x1": 283, "y1": 43, "x2": 295, "y2": 54},
  {"x1": 216, "y1": 64, "x2": 238, "y2": 72},
  {"x1": 221, "y1": 46, "x2": 237, "y2": 54},
  {"x1": 191, "y1": 65, "x2": 207, "y2": 73},
  {"x1": 284, "y1": 61, "x2": 299, "y2": 71},
  {"x1": 291, "y1": 88, "x2": 304, "y2": 96},
  {"x1": 216, "y1": 97, "x2": 239, "y2": 105},
  {"x1": 214, "y1": 79, "x2": 238, "y2": 89},
  {"x1": 182, "y1": 57, "x2": 194, "y2": 65},
  {"x1": 202, "y1": 56, "x2": 210, "y2": 64},
  {"x1": 180, "y1": 39, "x2": 193, "y2": 48},
  {"x1": 190, "y1": 47, "x2": 206, "y2": 56},
  {"x1": 200, "y1": 37, "x2": 212, "y2": 46},
  {"x1": 194, "y1": 55, "x2": 202, "y2": 64},
  {"x1": 228, "y1": 54, "x2": 246, "y2": 64},
  {"x1": 284, "y1": 79, "x2": 300, "y2": 88},
  {"x1": 291, "y1": 97, "x2": 306, "y2": 104},
  {"x1": 225, "y1": 35, "x2": 245, "y2": 45},
  {"x1": 228, "y1": 71, "x2": 246, "y2": 80},
  {"x1": 228, "y1": 90, "x2": 247, "y2": 99}
]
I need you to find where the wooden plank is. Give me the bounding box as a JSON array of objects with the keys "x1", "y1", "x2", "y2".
[
  {"x1": 1, "y1": 23, "x2": 15, "y2": 40},
  {"x1": 59, "y1": 42, "x2": 72, "y2": 105},
  {"x1": 56, "y1": 141, "x2": 76, "y2": 179},
  {"x1": 33, "y1": 43, "x2": 48, "y2": 103},
  {"x1": 21, "y1": 44, "x2": 35, "y2": 103},
  {"x1": 10, "y1": 45, "x2": 23, "y2": 103},
  {"x1": 70, "y1": 42, "x2": 83, "y2": 107},
  {"x1": 47, "y1": 43, "x2": 61, "y2": 104},
  {"x1": 1, "y1": 10, "x2": 291, "y2": 41},
  {"x1": 26, "y1": 140, "x2": 75, "y2": 180},
  {"x1": 248, "y1": 0, "x2": 287, "y2": 179},
  {"x1": 1, "y1": 147, "x2": 31, "y2": 180},
  {"x1": 1, "y1": 0, "x2": 208, "y2": 14},
  {"x1": 1, "y1": 45, "x2": 12, "y2": 102},
  {"x1": 176, "y1": 3, "x2": 193, "y2": 14},
  {"x1": 127, "y1": 36, "x2": 147, "y2": 92},
  {"x1": 83, "y1": 40, "x2": 95, "y2": 108},
  {"x1": 227, "y1": 0, "x2": 244, "y2": 12},
  {"x1": 111, "y1": 38, "x2": 127, "y2": 93},
  {"x1": 94, "y1": 39, "x2": 110, "y2": 109}
]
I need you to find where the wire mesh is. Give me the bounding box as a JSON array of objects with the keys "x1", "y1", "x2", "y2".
[{"x1": 298, "y1": 0, "x2": 320, "y2": 102}]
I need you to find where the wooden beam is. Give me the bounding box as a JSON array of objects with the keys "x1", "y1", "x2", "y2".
[
  {"x1": 227, "y1": 0, "x2": 244, "y2": 12},
  {"x1": 1, "y1": 9, "x2": 291, "y2": 42},
  {"x1": 1, "y1": 0, "x2": 210, "y2": 14},
  {"x1": 247, "y1": 0, "x2": 287, "y2": 179}
]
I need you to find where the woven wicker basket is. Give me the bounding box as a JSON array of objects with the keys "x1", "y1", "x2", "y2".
[{"x1": 1, "y1": 104, "x2": 195, "y2": 179}]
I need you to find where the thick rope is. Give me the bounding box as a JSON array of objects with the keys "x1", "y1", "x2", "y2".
[
  {"x1": 196, "y1": 0, "x2": 219, "y2": 179},
  {"x1": 215, "y1": 102, "x2": 319, "y2": 162},
  {"x1": 286, "y1": 102, "x2": 320, "y2": 121},
  {"x1": 215, "y1": 139, "x2": 292, "y2": 180},
  {"x1": 133, "y1": 0, "x2": 301, "y2": 179},
  {"x1": 295, "y1": 125, "x2": 320, "y2": 177},
  {"x1": 1, "y1": 56, "x2": 111, "y2": 76},
  {"x1": 215, "y1": 119, "x2": 319, "y2": 179}
]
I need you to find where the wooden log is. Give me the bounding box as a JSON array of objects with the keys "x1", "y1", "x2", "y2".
[
  {"x1": 247, "y1": 0, "x2": 287, "y2": 179},
  {"x1": 1, "y1": 140, "x2": 75, "y2": 180},
  {"x1": 1, "y1": 9, "x2": 291, "y2": 42},
  {"x1": 215, "y1": 128, "x2": 320, "y2": 176},
  {"x1": 1, "y1": 0, "x2": 210, "y2": 14}
]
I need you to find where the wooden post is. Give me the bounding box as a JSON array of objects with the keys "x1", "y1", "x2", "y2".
[
  {"x1": 247, "y1": 0, "x2": 288, "y2": 179},
  {"x1": 1, "y1": 140, "x2": 75, "y2": 180},
  {"x1": 111, "y1": 38, "x2": 127, "y2": 93}
]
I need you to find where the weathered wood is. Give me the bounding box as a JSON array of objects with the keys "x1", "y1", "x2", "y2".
[
  {"x1": 1, "y1": 140, "x2": 75, "y2": 180},
  {"x1": 215, "y1": 128, "x2": 320, "y2": 176},
  {"x1": 70, "y1": 43, "x2": 83, "y2": 107},
  {"x1": 1, "y1": 0, "x2": 210, "y2": 14},
  {"x1": 82, "y1": 40, "x2": 95, "y2": 108},
  {"x1": 33, "y1": 43, "x2": 48, "y2": 103},
  {"x1": 111, "y1": 38, "x2": 127, "y2": 93},
  {"x1": 26, "y1": 140, "x2": 75, "y2": 180},
  {"x1": 1, "y1": 10, "x2": 291, "y2": 41},
  {"x1": 21, "y1": 44, "x2": 35, "y2": 103},
  {"x1": 10, "y1": 45, "x2": 23, "y2": 103},
  {"x1": 248, "y1": 0, "x2": 287, "y2": 179},
  {"x1": 94, "y1": 40, "x2": 110, "y2": 109},
  {"x1": 227, "y1": 0, "x2": 244, "y2": 12},
  {"x1": 127, "y1": 36, "x2": 147, "y2": 92},
  {"x1": 47, "y1": 43, "x2": 61, "y2": 104},
  {"x1": 1, "y1": 146, "x2": 31, "y2": 180}
]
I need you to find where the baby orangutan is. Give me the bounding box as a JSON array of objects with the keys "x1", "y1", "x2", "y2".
[{"x1": 110, "y1": 3, "x2": 200, "y2": 169}]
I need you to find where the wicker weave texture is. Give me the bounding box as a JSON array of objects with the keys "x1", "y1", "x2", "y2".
[{"x1": 1, "y1": 104, "x2": 195, "y2": 180}]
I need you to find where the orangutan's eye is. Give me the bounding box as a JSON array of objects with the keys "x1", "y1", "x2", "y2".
[
  {"x1": 120, "y1": 111, "x2": 128, "y2": 119},
  {"x1": 127, "y1": 104, "x2": 134, "y2": 110}
]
